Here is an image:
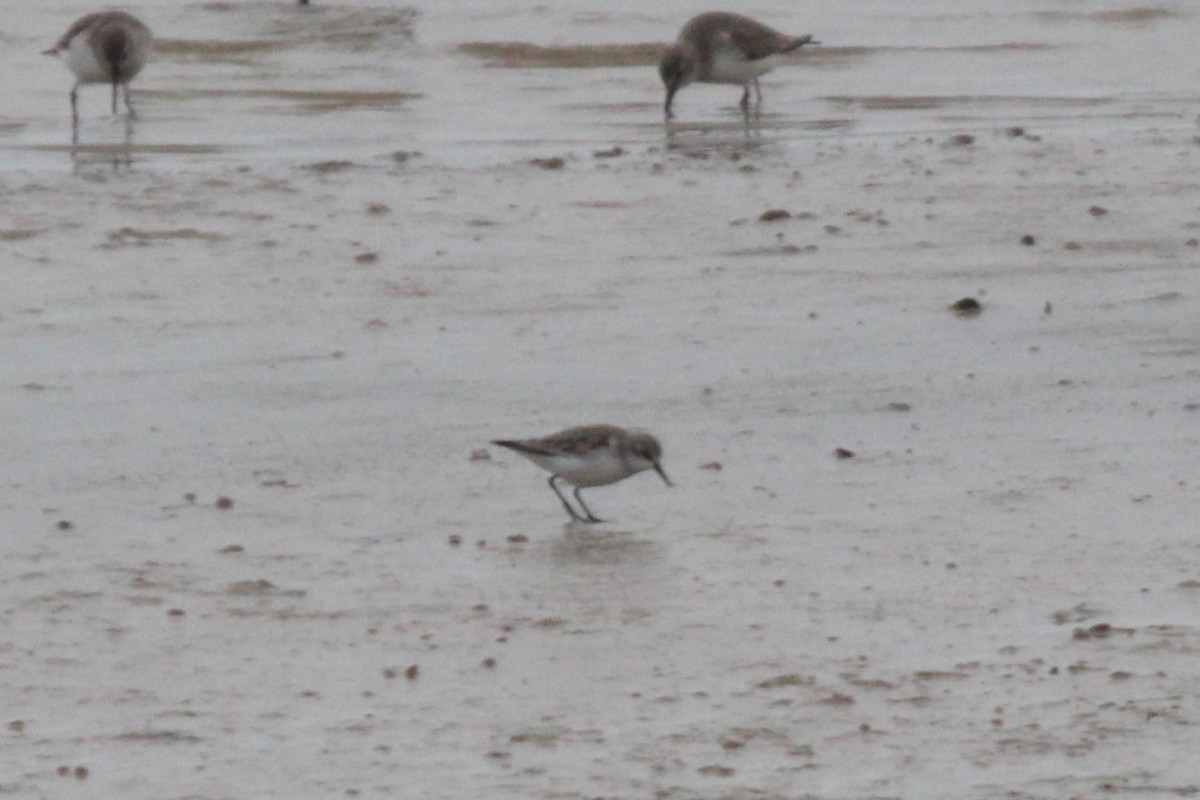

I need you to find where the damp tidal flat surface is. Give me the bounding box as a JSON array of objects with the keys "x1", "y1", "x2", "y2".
[{"x1": 4, "y1": 1, "x2": 1200, "y2": 798}]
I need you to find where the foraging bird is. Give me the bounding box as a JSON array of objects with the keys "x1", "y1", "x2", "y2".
[
  {"x1": 44, "y1": 11, "x2": 152, "y2": 130},
  {"x1": 659, "y1": 12, "x2": 818, "y2": 119},
  {"x1": 492, "y1": 424, "x2": 672, "y2": 523}
]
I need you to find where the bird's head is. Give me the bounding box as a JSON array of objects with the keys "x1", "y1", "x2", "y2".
[
  {"x1": 626, "y1": 432, "x2": 672, "y2": 487},
  {"x1": 658, "y1": 44, "x2": 693, "y2": 119}
]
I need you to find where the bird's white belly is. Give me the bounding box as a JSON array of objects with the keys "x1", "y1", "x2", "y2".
[
  {"x1": 708, "y1": 50, "x2": 783, "y2": 84},
  {"x1": 62, "y1": 36, "x2": 112, "y2": 83},
  {"x1": 529, "y1": 451, "x2": 629, "y2": 487}
]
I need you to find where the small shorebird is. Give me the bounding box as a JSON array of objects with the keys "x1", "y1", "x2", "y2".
[
  {"x1": 492, "y1": 424, "x2": 672, "y2": 523},
  {"x1": 659, "y1": 12, "x2": 818, "y2": 119},
  {"x1": 44, "y1": 11, "x2": 152, "y2": 129}
]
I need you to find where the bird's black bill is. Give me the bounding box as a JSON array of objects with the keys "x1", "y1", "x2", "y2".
[{"x1": 654, "y1": 463, "x2": 673, "y2": 487}]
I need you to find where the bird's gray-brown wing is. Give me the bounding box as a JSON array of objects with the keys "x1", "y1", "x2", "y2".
[
  {"x1": 547, "y1": 425, "x2": 623, "y2": 456},
  {"x1": 493, "y1": 424, "x2": 620, "y2": 458},
  {"x1": 50, "y1": 11, "x2": 105, "y2": 51},
  {"x1": 719, "y1": 14, "x2": 809, "y2": 61}
]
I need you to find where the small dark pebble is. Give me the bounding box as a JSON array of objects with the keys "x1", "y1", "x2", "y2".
[
  {"x1": 73, "y1": 767, "x2": 88, "y2": 780},
  {"x1": 166, "y1": 608, "x2": 185, "y2": 617},
  {"x1": 819, "y1": 691, "x2": 856, "y2": 705},
  {"x1": 759, "y1": 208, "x2": 791, "y2": 222},
  {"x1": 56, "y1": 520, "x2": 73, "y2": 530},
  {"x1": 697, "y1": 765, "x2": 735, "y2": 777},
  {"x1": 215, "y1": 496, "x2": 234, "y2": 509},
  {"x1": 530, "y1": 157, "x2": 565, "y2": 170},
  {"x1": 834, "y1": 448, "x2": 855, "y2": 459},
  {"x1": 1020, "y1": 234, "x2": 1036, "y2": 246},
  {"x1": 507, "y1": 534, "x2": 528, "y2": 544},
  {"x1": 219, "y1": 544, "x2": 244, "y2": 554},
  {"x1": 482, "y1": 657, "x2": 497, "y2": 669},
  {"x1": 948, "y1": 133, "x2": 974, "y2": 146},
  {"x1": 592, "y1": 146, "x2": 624, "y2": 158},
  {"x1": 1087, "y1": 205, "x2": 1108, "y2": 217},
  {"x1": 1007, "y1": 126, "x2": 1025, "y2": 138},
  {"x1": 404, "y1": 665, "x2": 419, "y2": 681},
  {"x1": 7, "y1": 720, "x2": 24, "y2": 732},
  {"x1": 308, "y1": 160, "x2": 355, "y2": 174},
  {"x1": 950, "y1": 297, "x2": 982, "y2": 316},
  {"x1": 1072, "y1": 622, "x2": 1131, "y2": 640},
  {"x1": 448, "y1": 535, "x2": 462, "y2": 546}
]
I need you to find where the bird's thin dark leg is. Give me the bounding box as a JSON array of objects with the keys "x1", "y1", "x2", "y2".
[
  {"x1": 70, "y1": 84, "x2": 80, "y2": 145},
  {"x1": 738, "y1": 85, "x2": 753, "y2": 126},
  {"x1": 123, "y1": 83, "x2": 137, "y2": 117},
  {"x1": 736, "y1": 88, "x2": 754, "y2": 128},
  {"x1": 572, "y1": 488, "x2": 604, "y2": 524},
  {"x1": 111, "y1": 81, "x2": 119, "y2": 115},
  {"x1": 122, "y1": 113, "x2": 134, "y2": 154},
  {"x1": 747, "y1": 79, "x2": 763, "y2": 122},
  {"x1": 548, "y1": 475, "x2": 586, "y2": 523}
]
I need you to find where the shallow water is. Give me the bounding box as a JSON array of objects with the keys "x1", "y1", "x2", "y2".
[
  {"x1": 4, "y1": 1, "x2": 1200, "y2": 798},
  {"x1": 9, "y1": 0, "x2": 1191, "y2": 170}
]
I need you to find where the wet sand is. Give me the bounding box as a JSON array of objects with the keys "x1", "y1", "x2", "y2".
[{"x1": 3, "y1": 1, "x2": 1200, "y2": 798}]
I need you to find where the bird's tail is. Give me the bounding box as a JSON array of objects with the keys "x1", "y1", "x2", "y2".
[
  {"x1": 782, "y1": 34, "x2": 818, "y2": 53},
  {"x1": 491, "y1": 439, "x2": 554, "y2": 457}
]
